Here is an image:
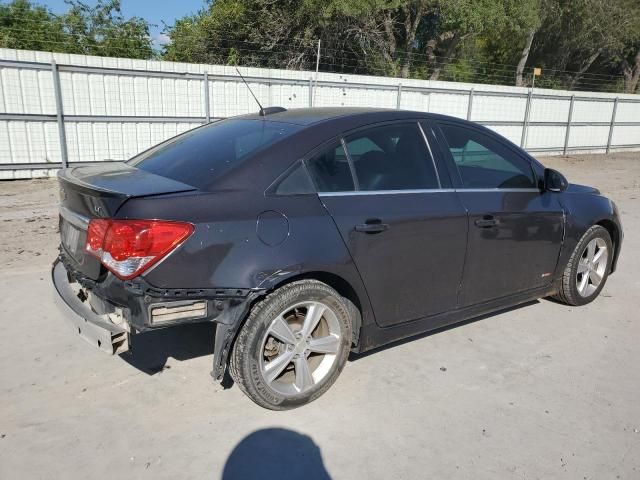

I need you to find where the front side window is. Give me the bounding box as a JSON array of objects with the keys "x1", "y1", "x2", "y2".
[
  {"x1": 305, "y1": 143, "x2": 355, "y2": 192},
  {"x1": 344, "y1": 123, "x2": 439, "y2": 191},
  {"x1": 439, "y1": 124, "x2": 536, "y2": 189}
]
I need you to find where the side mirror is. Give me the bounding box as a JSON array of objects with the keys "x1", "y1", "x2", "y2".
[{"x1": 544, "y1": 168, "x2": 568, "y2": 192}]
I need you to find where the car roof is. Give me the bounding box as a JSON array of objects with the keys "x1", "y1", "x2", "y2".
[{"x1": 239, "y1": 107, "x2": 451, "y2": 126}]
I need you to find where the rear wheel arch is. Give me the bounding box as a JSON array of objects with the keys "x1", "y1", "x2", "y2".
[{"x1": 260, "y1": 271, "x2": 363, "y2": 348}]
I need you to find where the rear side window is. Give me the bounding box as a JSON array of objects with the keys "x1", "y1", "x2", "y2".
[
  {"x1": 439, "y1": 124, "x2": 536, "y2": 189},
  {"x1": 306, "y1": 143, "x2": 355, "y2": 192},
  {"x1": 274, "y1": 163, "x2": 315, "y2": 195},
  {"x1": 344, "y1": 123, "x2": 439, "y2": 191},
  {"x1": 129, "y1": 119, "x2": 302, "y2": 190}
]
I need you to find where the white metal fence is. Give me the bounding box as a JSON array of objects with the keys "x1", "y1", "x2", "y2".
[{"x1": 1, "y1": 48, "x2": 639, "y2": 179}]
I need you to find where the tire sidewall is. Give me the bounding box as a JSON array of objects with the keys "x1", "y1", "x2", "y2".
[{"x1": 239, "y1": 282, "x2": 352, "y2": 409}]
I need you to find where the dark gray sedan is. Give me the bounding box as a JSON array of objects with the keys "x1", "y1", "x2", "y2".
[{"x1": 53, "y1": 107, "x2": 623, "y2": 409}]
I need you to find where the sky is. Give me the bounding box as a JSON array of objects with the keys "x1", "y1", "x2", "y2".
[{"x1": 42, "y1": 0, "x2": 206, "y2": 46}]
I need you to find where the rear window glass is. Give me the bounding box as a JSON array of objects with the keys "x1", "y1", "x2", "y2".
[{"x1": 128, "y1": 119, "x2": 302, "y2": 189}]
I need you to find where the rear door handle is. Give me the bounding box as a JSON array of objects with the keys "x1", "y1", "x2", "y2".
[
  {"x1": 355, "y1": 220, "x2": 389, "y2": 234},
  {"x1": 474, "y1": 216, "x2": 497, "y2": 228}
]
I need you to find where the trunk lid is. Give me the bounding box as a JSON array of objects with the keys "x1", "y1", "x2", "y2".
[{"x1": 58, "y1": 162, "x2": 197, "y2": 279}]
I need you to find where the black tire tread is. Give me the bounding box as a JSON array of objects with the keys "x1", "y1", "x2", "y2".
[{"x1": 229, "y1": 279, "x2": 352, "y2": 410}]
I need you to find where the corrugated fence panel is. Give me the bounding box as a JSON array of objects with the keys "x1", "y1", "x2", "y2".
[
  {"x1": 0, "y1": 47, "x2": 638, "y2": 179},
  {"x1": 526, "y1": 126, "x2": 566, "y2": 150},
  {"x1": 616, "y1": 101, "x2": 640, "y2": 123}
]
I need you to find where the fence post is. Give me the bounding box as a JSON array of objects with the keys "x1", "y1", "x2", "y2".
[
  {"x1": 520, "y1": 89, "x2": 533, "y2": 149},
  {"x1": 51, "y1": 60, "x2": 68, "y2": 168},
  {"x1": 563, "y1": 95, "x2": 575, "y2": 155},
  {"x1": 203, "y1": 72, "x2": 210, "y2": 123},
  {"x1": 396, "y1": 83, "x2": 402, "y2": 109},
  {"x1": 606, "y1": 97, "x2": 619, "y2": 154},
  {"x1": 309, "y1": 78, "x2": 313, "y2": 107},
  {"x1": 466, "y1": 88, "x2": 474, "y2": 120}
]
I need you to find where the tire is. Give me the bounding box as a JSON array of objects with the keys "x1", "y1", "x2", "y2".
[
  {"x1": 229, "y1": 280, "x2": 353, "y2": 410},
  {"x1": 554, "y1": 225, "x2": 613, "y2": 306}
]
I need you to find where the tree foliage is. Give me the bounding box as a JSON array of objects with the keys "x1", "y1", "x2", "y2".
[
  {"x1": 1, "y1": 0, "x2": 639, "y2": 93},
  {"x1": 161, "y1": 0, "x2": 640, "y2": 92},
  {"x1": 0, "y1": 0, "x2": 153, "y2": 59}
]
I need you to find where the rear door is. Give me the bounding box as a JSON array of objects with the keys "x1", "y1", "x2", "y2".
[
  {"x1": 306, "y1": 121, "x2": 468, "y2": 327},
  {"x1": 433, "y1": 121, "x2": 564, "y2": 307}
]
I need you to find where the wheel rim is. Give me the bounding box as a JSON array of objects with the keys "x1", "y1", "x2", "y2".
[
  {"x1": 259, "y1": 301, "x2": 341, "y2": 397},
  {"x1": 576, "y1": 237, "x2": 608, "y2": 297}
]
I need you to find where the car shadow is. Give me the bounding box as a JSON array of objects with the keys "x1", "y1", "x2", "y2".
[
  {"x1": 222, "y1": 428, "x2": 331, "y2": 480},
  {"x1": 120, "y1": 322, "x2": 215, "y2": 375},
  {"x1": 119, "y1": 299, "x2": 541, "y2": 378},
  {"x1": 349, "y1": 300, "x2": 540, "y2": 362}
]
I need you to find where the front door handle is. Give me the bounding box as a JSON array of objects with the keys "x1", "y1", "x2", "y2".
[
  {"x1": 474, "y1": 216, "x2": 497, "y2": 228},
  {"x1": 355, "y1": 219, "x2": 389, "y2": 234}
]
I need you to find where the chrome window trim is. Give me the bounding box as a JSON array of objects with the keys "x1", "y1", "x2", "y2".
[
  {"x1": 59, "y1": 206, "x2": 89, "y2": 229},
  {"x1": 318, "y1": 187, "x2": 541, "y2": 196},
  {"x1": 319, "y1": 189, "x2": 456, "y2": 196},
  {"x1": 416, "y1": 121, "x2": 442, "y2": 188},
  {"x1": 456, "y1": 188, "x2": 541, "y2": 193}
]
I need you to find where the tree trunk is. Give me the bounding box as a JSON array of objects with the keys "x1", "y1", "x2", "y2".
[
  {"x1": 398, "y1": 3, "x2": 424, "y2": 78},
  {"x1": 567, "y1": 49, "x2": 602, "y2": 91},
  {"x1": 429, "y1": 34, "x2": 460, "y2": 81},
  {"x1": 400, "y1": 55, "x2": 411, "y2": 78},
  {"x1": 622, "y1": 49, "x2": 640, "y2": 94},
  {"x1": 515, "y1": 29, "x2": 536, "y2": 87},
  {"x1": 381, "y1": 11, "x2": 398, "y2": 75}
]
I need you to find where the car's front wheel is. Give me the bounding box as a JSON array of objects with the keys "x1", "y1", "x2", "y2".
[
  {"x1": 554, "y1": 225, "x2": 613, "y2": 306},
  {"x1": 229, "y1": 280, "x2": 353, "y2": 410}
]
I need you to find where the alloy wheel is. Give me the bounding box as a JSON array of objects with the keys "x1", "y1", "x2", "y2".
[
  {"x1": 259, "y1": 301, "x2": 341, "y2": 397},
  {"x1": 576, "y1": 237, "x2": 608, "y2": 297}
]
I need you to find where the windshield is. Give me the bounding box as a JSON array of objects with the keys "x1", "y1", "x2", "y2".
[{"x1": 128, "y1": 119, "x2": 302, "y2": 190}]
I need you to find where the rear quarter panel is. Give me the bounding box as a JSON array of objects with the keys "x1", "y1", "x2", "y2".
[{"x1": 116, "y1": 190, "x2": 375, "y2": 330}]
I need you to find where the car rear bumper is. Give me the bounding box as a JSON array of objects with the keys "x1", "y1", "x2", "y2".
[
  {"x1": 52, "y1": 259, "x2": 130, "y2": 354},
  {"x1": 53, "y1": 254, "x2": 264, "y2": 383}
]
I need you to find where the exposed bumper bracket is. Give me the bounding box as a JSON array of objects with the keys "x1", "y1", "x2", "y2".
[{"x1": 52, "y1": 260, "x2": 129, "y2": 354}]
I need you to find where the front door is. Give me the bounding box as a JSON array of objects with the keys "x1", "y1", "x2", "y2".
[
  {"x1": 305, "y1": 122, "x2": 468, "y2": 326},
  {"x1": 435, "y1": 121, "x2": 564, "y2": 307}
]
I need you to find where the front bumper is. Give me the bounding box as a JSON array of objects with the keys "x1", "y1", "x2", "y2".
[{"x1": 52, "y1": 260, "x2": 129, "y2": 354}]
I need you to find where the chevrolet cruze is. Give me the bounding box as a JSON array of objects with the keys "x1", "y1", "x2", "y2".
[{"x1": 53, "y1": 107, "x2": 623, "y2": 409}]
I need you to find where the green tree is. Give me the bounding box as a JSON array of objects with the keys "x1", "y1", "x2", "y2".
[
  {"x1": 62, "y1": 0, "x2": 153, "y2": 58},
  {"x1": 0, "y1": 0, "x2": 153, "y2": 59},
  {"x1": 0, "y1": 0, "x2": 67, "y2": 51}
]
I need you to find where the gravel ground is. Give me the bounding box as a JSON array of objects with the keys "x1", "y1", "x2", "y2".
[{"x1": 0, "y1": 152, "x2": 639, "y2": 479}]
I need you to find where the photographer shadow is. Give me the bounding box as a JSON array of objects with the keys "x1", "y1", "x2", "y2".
[{"x1": 222, "y1": 428, "x2": 331, "y2": 480}]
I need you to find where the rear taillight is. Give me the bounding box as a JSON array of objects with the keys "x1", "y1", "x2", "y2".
[{"x1": 85, "y1": 219, "x2": 194, "y2": 280}]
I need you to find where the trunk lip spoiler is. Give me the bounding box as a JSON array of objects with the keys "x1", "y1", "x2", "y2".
[{"x1": 58, "y1": 164, "x2": 198, "y2": 198}]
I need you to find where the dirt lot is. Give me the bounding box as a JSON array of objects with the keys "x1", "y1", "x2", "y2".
[{"x1": 1, "y1": 152, "x2": 639, "y2": 479}]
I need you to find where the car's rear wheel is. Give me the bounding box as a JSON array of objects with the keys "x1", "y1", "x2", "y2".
[
  {"x1": 229, "y1": 280, "x2": 353, "y2": 410},
  {"x1": 554, "y1": 225, "x2": 613, "y2": 306}
]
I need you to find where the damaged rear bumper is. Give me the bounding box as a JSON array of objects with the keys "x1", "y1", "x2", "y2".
[
  {"x1": 52, "y1": 257, "x2": 264, "y2": 383},
  {"x1": 52, "y1": 259, "x2": 129, "y2": 354}
]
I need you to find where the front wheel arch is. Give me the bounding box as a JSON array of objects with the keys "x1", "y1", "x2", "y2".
[{"x1": 596, "y1": 219, "x2": 621, "y2": 273}]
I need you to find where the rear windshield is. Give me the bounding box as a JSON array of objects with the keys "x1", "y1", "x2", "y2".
[{"x1": 128, "y1": 119, "x2": 302, "y2": 189}]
